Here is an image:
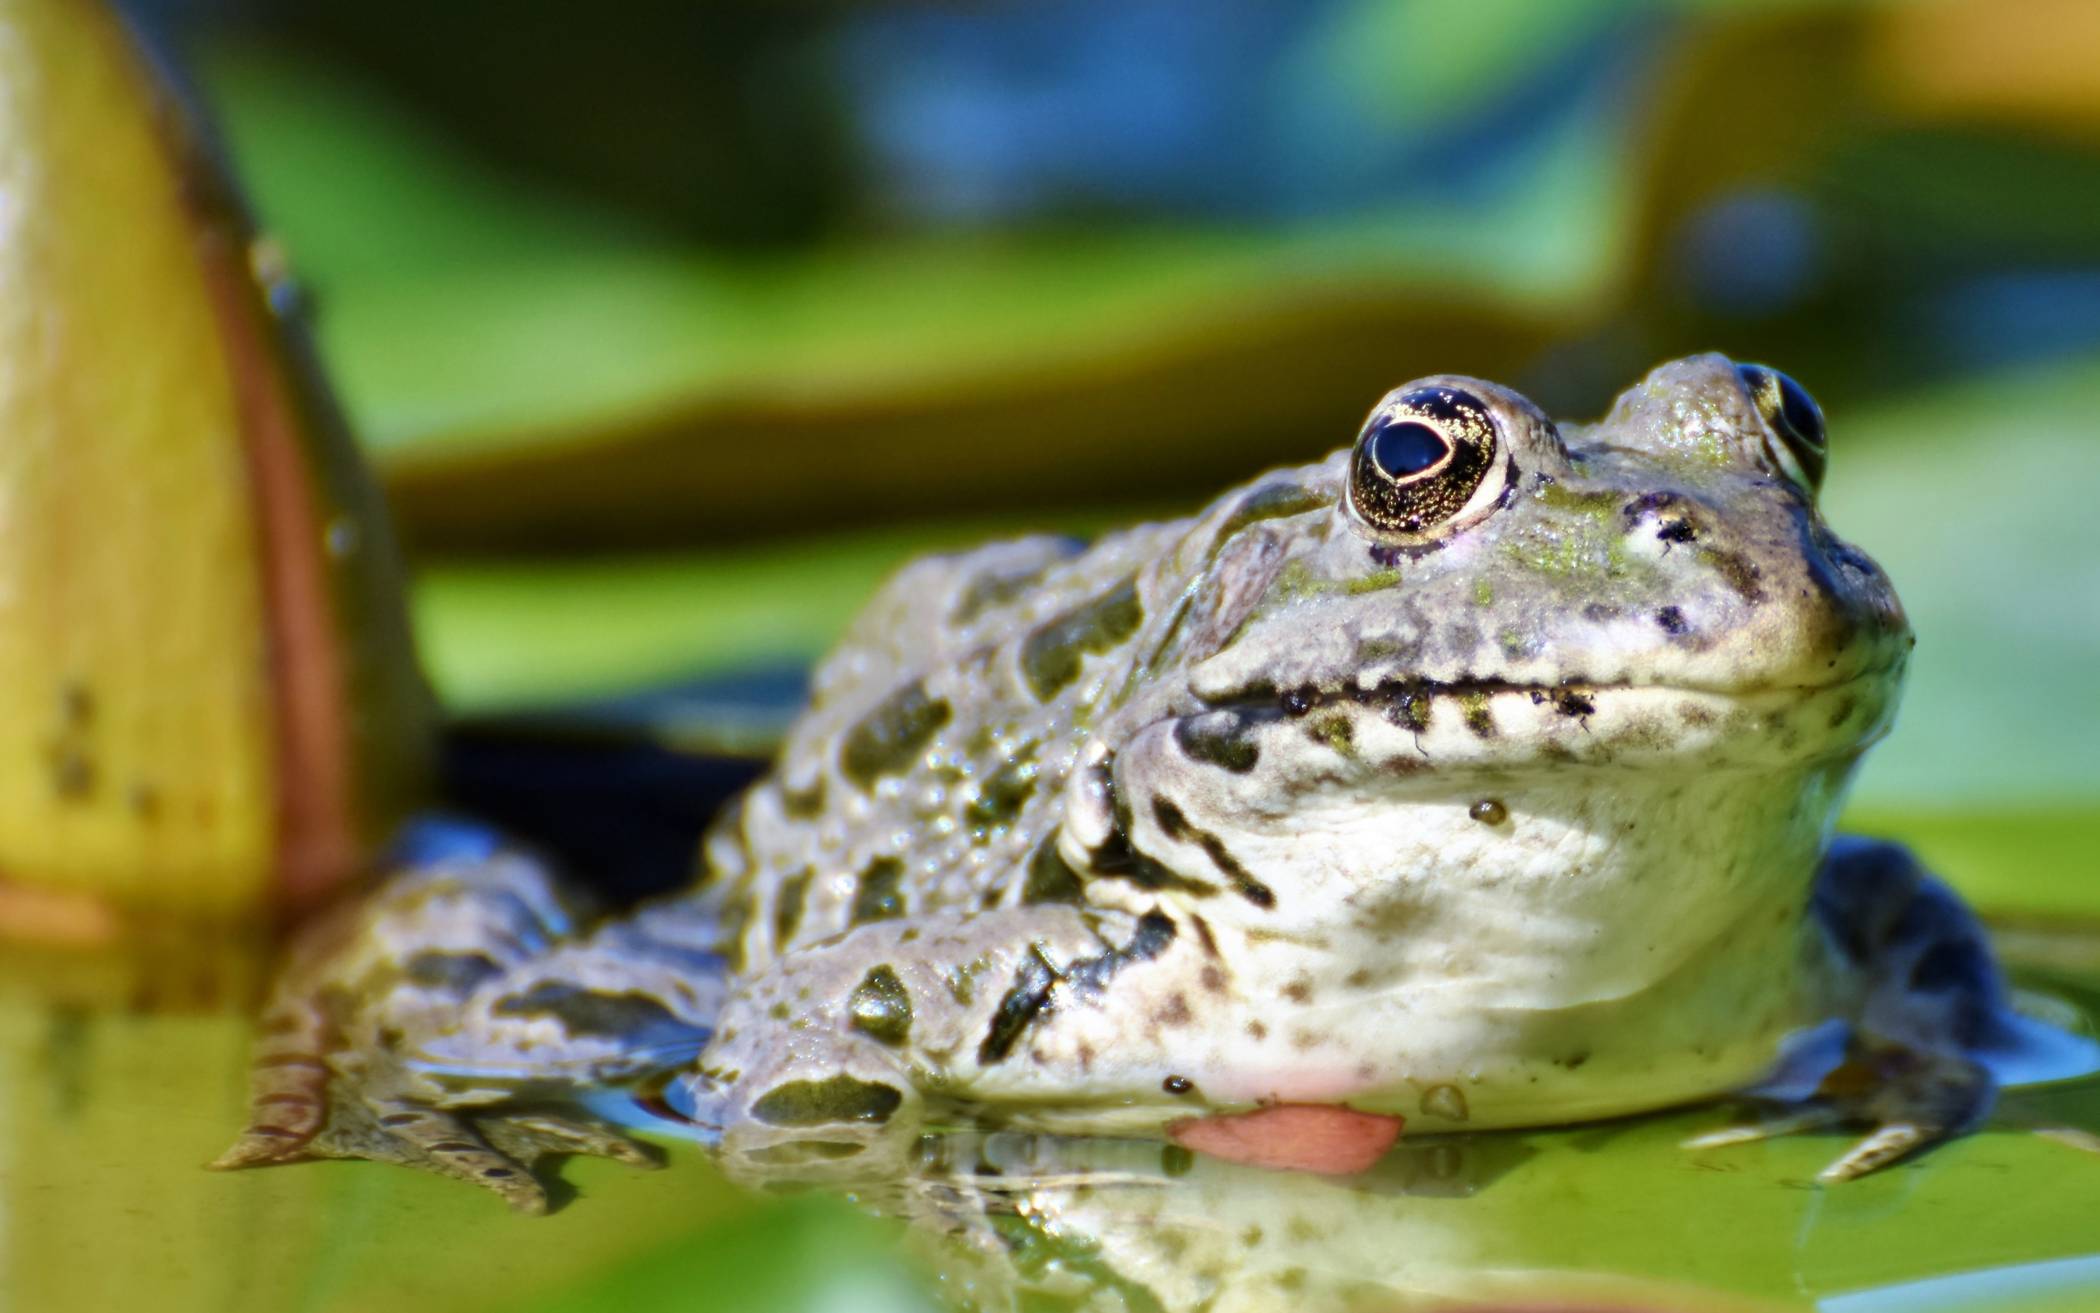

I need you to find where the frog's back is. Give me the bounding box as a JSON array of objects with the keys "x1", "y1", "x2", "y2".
[{"x1": 702, "y1": 518, "x2": 1195, "y2": 967}]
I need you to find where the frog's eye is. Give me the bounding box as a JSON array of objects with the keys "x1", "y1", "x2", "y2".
[
  {"x1": 1735, "y1": 363, "x2": 1827, "y2": 492},
  {"x1": 1345, "y1": 386, "x2": 1506, "y2": 540}
]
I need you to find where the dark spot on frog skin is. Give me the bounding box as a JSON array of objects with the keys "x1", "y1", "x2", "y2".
[
  {"x1": 1161, "y1": 1144, "x2": 1197, "y2": 1177},
  {"x1": 1188, "y1": 913, "x2": 1220, "y2": 959},
  {"x1": 403, "y1": 951, "x2": 504, "y2": 993},
  {"x1": 1163, "y1": 1074, "x2": 1194, "y2": 1095},
  {"x1": 1084, "y1": 768, "x2": 1219, "y2": 900},
  {"x1": 1698, "y1": 546, "x2": 1766, "y2": 603},
  {"x1": 491, "y1": 983, "x2": 713, "y2": 1054},
  {"x1": 1623, "y1": 492, "x2": 1699, "y2": 546},
  {"x1": 1553, "y1": 688, "x2": 1596, "y2": 720},
  {"x1": 1150, "y1": 797, "x2": 1277, "y2": 909},
  {"x1": 1656, "y1": 605, "x2": 1690, "y2": 636},
  {"x1": 1154, "y1": 993, "x2": 1193, "y2": 1027},
  {"x1": 1305, "y1": 712, "x2": 1354, "y2": 755},
  {"x1": 977, "y1": 912, "x2": 1177, "y2": 1065},
  {"x1": 1282, "y1": 977, "x2": 1313, "y2": 1004},
  {"x1": 847, "y1": 965, "x2": 914, "y2": 1046},
  {"x1": 1554, "y1": 1050, "x2": 1591, "y2": 1070},
  {"x1": 1468, "y1": 799, "x2": 1509, "y2": 826},
  {"x1": 1459, "y1": 691, "x2": 1496, "y2": 737},
  {"x1": 1211, "y1": 481, "x2": 1329, "y2": 548},
  {"x1": 966, "y1": 749, "x2": 1038, "y2": 827},
  {"x1": 1173, "y1": 710, "x2": 1262, "y2": 773},
  {"x1": 1280, "y1": 685, "x2": 1315, "y2": 717},
  {"x1": 952, "y1": 551, "x2": 1073, "y2": 626},
  {"x1": 717, "y1": 893, "x2": 755, "y2": 973},
  {"x1": 853, "y1": 857, "x2": 907, "y2": 924},
  {"x1": 840, "y1": 682, "x2": 951, "y2": 790},
  {"x1": 977, "y1": 946, "x2": 1061, "y2": 1065},
  {"x1": 773, "y1": 870, "x2": 811, "y2": 948},
  {"x1": 780, "y1": 779, "x2": 825, "y2": 819},
  {"x1": 1021, "y1": 839, "x2": 1085, "y2": 905},
  {"x1": 1020, "y1": 575, "x2": 1145, "y2": 700},
  {"x1": 749, "y1": 1074, "x2": 904, "y2": 1127},
  {"x1": 945, "y1": 956, "x2": 990, "y2": 1005},
  {"x1": 1385, "y1": 686, "x2": 1433, "y2": 734}
]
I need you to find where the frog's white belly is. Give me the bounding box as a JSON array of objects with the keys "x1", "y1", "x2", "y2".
[{"x1": 980, "y1": 761, "x2": 1852, "y2": 1133}]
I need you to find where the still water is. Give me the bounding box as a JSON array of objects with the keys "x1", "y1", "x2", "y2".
[{"x1": 3, "y1": 905, "x2": 2097, "y2": 1313}]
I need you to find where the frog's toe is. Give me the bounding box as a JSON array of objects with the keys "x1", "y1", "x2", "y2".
[
  {"x1": 481, "y1": 1109, "x2": 664, "y2": 1172},
  {"x1": 1817, "y1": 1121, "x2": 1938, "y2": 1183},
  {"x1": 1681, "y1": 1105, "x2": 1841, "y2": 1151},
  {"x1": 1690, "y1": 1044, "x2": 1994, "y2": 1181}
]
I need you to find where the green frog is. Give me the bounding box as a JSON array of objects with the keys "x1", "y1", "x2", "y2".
[{"x1": 216, "y1": 354, "x2": 2019, "y2": 1212}]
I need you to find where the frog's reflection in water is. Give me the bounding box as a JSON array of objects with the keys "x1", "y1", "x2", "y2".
[{"x1": 704, "y1": 1118, "x2": 1544, "y2": 1312}]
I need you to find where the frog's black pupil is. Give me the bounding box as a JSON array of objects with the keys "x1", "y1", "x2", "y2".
[
  {"x1": 1775, "y1": 372, "x2": 1824, "y2": 448},
  {"x1": 1369, "y1": 420, "x2": 1448, "y2": 478}
]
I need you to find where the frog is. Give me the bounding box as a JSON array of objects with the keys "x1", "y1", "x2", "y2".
[{"x1": 216, "y1": 353, "x2": 2020, "y2": 1213}]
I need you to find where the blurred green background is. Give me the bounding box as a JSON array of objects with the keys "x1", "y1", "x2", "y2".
[
  {"x1": 27, "y1": 0, "x2": 2100, "y2": 1309},
  {"x1": 120, "y1": 0, "x2": 2100, "y2": 819}
]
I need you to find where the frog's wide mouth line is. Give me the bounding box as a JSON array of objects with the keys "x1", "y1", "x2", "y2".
[{"x1": 1193, "y1": 667, "x2": 1889, "y2": 722}]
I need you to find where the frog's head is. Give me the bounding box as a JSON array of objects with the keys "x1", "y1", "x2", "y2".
[
  {"x1": 1066, "y1": 355, "x2": 1907, "y2": 935},
  {"x1": 1166, "y1": 351, "x2": 1908, "y2": 772}
]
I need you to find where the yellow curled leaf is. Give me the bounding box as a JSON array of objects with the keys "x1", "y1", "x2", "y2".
[{"x1": 0, "y1": 0, "x2": 432, "y2": 942}]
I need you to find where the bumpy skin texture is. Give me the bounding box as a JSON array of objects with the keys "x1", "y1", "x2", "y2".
[{"x1": 218, "y1": 355, "x2": 2009, "y2": 1210}]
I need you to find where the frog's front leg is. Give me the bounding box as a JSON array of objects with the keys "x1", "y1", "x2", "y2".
[
  {"x1": 1693, "y1": 836, "x2": 2009, "y2": 1181},
  {"x1": 679, "y1": 903, "x2": 1193, "y2": 1163},
  {"x1": 214, "y1": 821, "x2": 726, "y2": 1212}
]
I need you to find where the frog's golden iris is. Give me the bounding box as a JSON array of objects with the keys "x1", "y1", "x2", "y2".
[{"x1": 1344, "y1": 385, "x2": 1511, "y2": 541}]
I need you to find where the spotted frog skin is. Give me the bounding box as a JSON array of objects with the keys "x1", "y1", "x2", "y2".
[{"x1": 219, "y1": 354, "x2": 2013, "y2": 1211}]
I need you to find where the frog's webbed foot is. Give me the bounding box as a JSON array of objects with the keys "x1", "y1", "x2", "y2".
[
  {"x1": 217, "y1": 1072, "x2": 660, "y2": 1213},
  {"x1": 1686, "y1": 1041, "x2": 1994, "y2": 1183},
  {"x1": 212, "y1": 821, "x2": 707, "y2": 1211}
]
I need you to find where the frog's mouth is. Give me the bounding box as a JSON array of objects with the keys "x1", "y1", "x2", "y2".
[{"x1": 1184, "y1": 665, "x2": 1898, "y2": 773}]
